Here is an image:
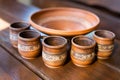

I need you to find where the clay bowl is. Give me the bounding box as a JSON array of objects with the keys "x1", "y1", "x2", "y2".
[{"x1": 30, "y1": 7, "x2": 100, "y2": 37}]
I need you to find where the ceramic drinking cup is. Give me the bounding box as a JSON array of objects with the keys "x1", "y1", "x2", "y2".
[
  {"x1": 71, "y1": 35, "x2": 96, "y2": 67},
  {"x1": 18, "y1": 30, "x2": 41, "y2": 59},
  {"x1": 9, "y1": 22, "x2": 30, "y2": 48},
  {"x1": 93, "y1": 30, "x2": 115, "y2": 59},
  {"x1": 42, "y1": 36, "x2": 67, "y2": 68}
]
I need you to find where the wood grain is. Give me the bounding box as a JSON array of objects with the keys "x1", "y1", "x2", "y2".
[
  {"x1": 0, "y1": 67, "x2": 12, "y2": 80},
  {"x1": 0, "y1": 0, "x2": 120, "y2": 80},
  {"x1": 0, "y1": 46, "x2": 42, "y2": 80},
  {"x1": 1, "y1": 30, "x2": 120, "y2": 80}
]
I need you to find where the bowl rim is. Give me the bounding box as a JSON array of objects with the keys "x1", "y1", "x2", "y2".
[{"x1": 30, "y1": 7, "x2": 100, "y2": 36}]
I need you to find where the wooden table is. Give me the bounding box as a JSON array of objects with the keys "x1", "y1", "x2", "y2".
[{"x1": 0, "y1": 0, "x2": 120, "y2": 80}]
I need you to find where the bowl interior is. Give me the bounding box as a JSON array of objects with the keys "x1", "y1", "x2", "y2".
[{"x1": 30, "y1": 8, "x2": 99, "y2": 36}]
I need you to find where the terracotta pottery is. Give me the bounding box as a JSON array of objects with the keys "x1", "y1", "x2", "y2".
[
  {"x1": 9, "y1": 22, "x2": 30, "y2": 48},
  {"x1": 71, "y1": 35, "x2": 96, "y2": 67},
  {"x1": 30, "y1": 7, "x2": 100, "y2": 37},
  {"x1": 18, "y1": 30, "x2": 41, "y2": 59},
  {"x1": 93, "y1": 30, "x2": 115, "y2": 59},
  {"x1": 42, "y1": 36, "x2": 67, "y2": 68}
]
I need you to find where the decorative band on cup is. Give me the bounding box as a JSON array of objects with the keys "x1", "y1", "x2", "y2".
[
  {"x1": 93, "y1": 30, "x2": 115, "y2": 59},
  {"x1": 9, "y1": 22, "x2": 30, "y2": 48},
  {"x1": 42, "y1": 36, "x2": 67, "y2": 68},
  {"x1": 71, "y1": 35, "x2": 96, "y2": 67},
  {"x1": 18, "y1": 30, "x2": 41, "y2": 59}
]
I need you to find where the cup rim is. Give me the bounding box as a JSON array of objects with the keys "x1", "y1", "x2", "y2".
[
  {"x1": 93, "y1": 30, "x2": 115, "y2": 40},
  {"x1": 10, "y1": 21, "x2": 30, "y2": 30},
  {"x1": 72, "y1": 35, "x2": 96, "y2": 49},
  {"x1": 18, "y1": 30, "x2": 40, "y2": 41},
  {"x1": 42, "y1": 36, "x2": 67, "y2": 48}
]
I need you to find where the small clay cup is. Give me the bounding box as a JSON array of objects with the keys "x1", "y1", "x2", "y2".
[
  {"x1": 93, "y1": 30, "x2": 115, "y2": 59},
  {"x1": 18, "y1": 30, "x2": 41, "y2": 59},
  {"x1": 71, "y1": 35, "x2": 96, "y2": 67},
  {"x1": 42, "y1": 36, "x2": 67, "y2": 68},
  {"x1": 9, "y1": 22, "x2": 30, "y2": 48}
]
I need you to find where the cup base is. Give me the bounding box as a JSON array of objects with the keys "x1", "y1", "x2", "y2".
[
  {"x1": 44, "y1": 63, "x2": 62, "y2": 68},
  {"x1": 21, "y1": 56, "x2": 36, "y2": 59},
  {"x1": 73, "y1": 63, "x2": 89, "y2": 67},
  {"x1": 98, "y1": 56, "x2": 109, "y2": 59}
]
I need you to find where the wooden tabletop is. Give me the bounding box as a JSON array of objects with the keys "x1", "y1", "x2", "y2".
[{"x1": 0, "y1": 0, "x2": 120, "y2": 80}]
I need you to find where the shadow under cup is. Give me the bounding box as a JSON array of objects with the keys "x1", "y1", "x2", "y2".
[
  {"x1": 94, "y1": 30, "x2": 115, "y2": 59},
  {"x1": 18, "y1": 30, "x2": 41, "y2": 59},
  {"x1": 71, "y1": 35, "x2": 96, "y2": 67},
  {"x1": 42, "y1": 36, "x2": 67, "y2": 68}
]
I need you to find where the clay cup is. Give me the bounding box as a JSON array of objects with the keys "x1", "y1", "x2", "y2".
[
  {"x1": 9, "y1": 22, "x2": 30, "y2": 48},
  {"x1": 93, "y1": 30, "x2": 115, "y2": 59},
  {"x1": 42, "y1": 36, "x2": 67, "y2": 68},
  {"x1": 71, "y1": 35, "x2": 96, "y2": 67},
  {"x1": 18, "y1": 30, "x2": 41, "y2": 59}
]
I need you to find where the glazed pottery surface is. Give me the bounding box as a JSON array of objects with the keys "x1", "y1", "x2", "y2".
[
  {"x1": 18, "y1": 30, "x2": 41, "y2": 59},
  {"x1": 30, "y1": 7, "x2": 100, "y2": 36},
  {"x1": 93, "y1": 30, "x2": 115, "y2": 59},
  {"x1": 71, "y1": 35, "x2": 96, "y2": 67},
  {"x1": 9, "y1": 22, "x2": 30, "y2": 48}
]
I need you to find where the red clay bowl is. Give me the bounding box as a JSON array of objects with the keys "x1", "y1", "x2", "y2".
[{"x1": 30, "y1": 7, "x2": 100, "y2": 36}]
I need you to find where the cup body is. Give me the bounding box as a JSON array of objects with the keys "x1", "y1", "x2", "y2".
[
  {"x1": 18, "y1": 30, "x2": 41, "y2": 59},
  {"x1": 9, "y1": 22, "x2": 30, "y2": 48},
  {"x1": 93, "y1": 30, "x2": 115, "y2": 59},
  {"x1": 71, "y1": 35, "x2": 96, "y2": 67},
  {"x1": 42, "y1": 36, "x2": 67, "y2": 68}
]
